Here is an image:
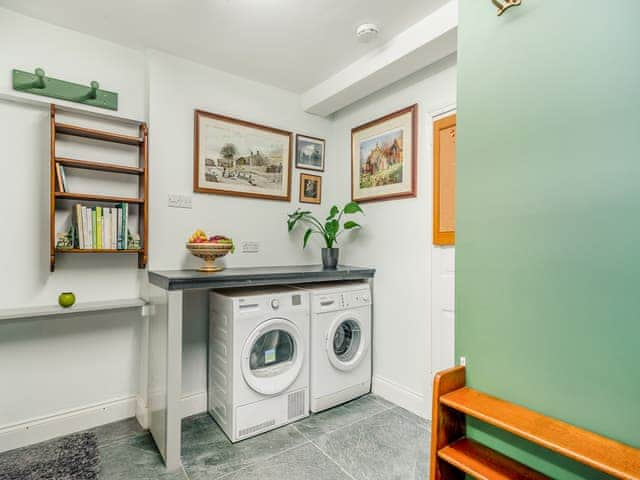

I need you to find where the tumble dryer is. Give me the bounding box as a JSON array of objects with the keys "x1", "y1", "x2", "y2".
[
  {"x1": 208, "y1": 287, "x2": 309, "y2": 442},
  {"x1": 294, "y1": 282, "x2": 372, "y2": 412}
]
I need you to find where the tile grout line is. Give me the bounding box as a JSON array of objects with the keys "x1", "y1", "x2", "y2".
[
  {"x1": 293, "y1": 398, "x2": 399, "y2": 442},
  {"x1": 306, "y1": 437, "x2": 358, "y2": 480},
  {"x1": 212, "y1": 440, "x2": 312, "y2": 480}
]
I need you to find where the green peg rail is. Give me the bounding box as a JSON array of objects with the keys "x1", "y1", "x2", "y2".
[{"x1": 12, "y1": 68, "x2": 118, "y2": 111}]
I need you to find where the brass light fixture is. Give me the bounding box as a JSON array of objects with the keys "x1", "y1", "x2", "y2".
[{"x1": 492, "y1": 0, "x2": 522, "y2": 16}]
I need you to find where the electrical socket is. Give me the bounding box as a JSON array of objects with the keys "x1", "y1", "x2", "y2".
[
  {"x1": 459, "y1": 356, "x2": 466, "y2": 366},
  {"x1": 241, "y1": 241, "x2": 260, "y2": 253},
  {"x1": 168, "y1": 194, "x2": 192, "y2": 209}
]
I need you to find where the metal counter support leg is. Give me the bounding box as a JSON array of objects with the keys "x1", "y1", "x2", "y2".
[{"x1": 148, "y1": 288, "x2": 183, "y2": 471}]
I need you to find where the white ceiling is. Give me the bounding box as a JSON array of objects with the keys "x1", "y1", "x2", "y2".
[{"x1": 0, "y1": 0, "x2": 450, "y2": 93}]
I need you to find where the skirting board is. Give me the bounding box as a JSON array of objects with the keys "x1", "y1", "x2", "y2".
[
  {"x1": 372, "y1": 375, "x2": 428, "y2": 419},
  {"x1": 0, "y1": 391, "x2": 209, "y2": 454},
  {"x1": 0, "y1": 395, "x2": 137, "y2": 453}
]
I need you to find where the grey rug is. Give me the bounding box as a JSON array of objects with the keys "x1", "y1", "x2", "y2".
[{"x1": 0, "y1": 432, "x2": 100, "y2": 480}]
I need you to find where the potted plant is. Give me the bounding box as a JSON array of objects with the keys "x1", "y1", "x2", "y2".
[{"x1": 287, "y1": 202, "x2": 364, "y2": 269}]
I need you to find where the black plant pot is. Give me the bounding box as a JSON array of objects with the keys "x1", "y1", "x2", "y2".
[{"x1": 321, "y1": 248, "x2": 339, "y2": 270}]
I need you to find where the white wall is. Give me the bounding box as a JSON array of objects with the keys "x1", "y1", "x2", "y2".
[
  {"x1": 146, "y1": 50, "x2": 335, "y2": 400},
  {"x1": 0, "y1": 8, "x2": 148, "y2": 450},
  {"x1": 330, "y1": 56, "x2": 456, "y2": 416}
]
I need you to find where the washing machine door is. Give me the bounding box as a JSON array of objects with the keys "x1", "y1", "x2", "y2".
[
  {"x1": 326, "y1": 311, "x2": 368, "y2": 371},
  {"x1": 241, "y1": 317, "x2": 304, "y2": 396}
]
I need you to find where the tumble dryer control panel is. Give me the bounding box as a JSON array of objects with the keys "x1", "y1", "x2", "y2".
[
  {"x1": 314, "y1": 288, "x2": 371, "y2": 313},
  {"x1": 233, "y1": 290, "x2": 307, "y2": 315}
]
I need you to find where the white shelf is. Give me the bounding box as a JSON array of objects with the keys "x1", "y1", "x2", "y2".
[
  {"x1": 0, "y1": 298, "x2": 146, "y2": 322},
  {"x1": 0, "y1": 91, "x2": 143, "y2": 125}
]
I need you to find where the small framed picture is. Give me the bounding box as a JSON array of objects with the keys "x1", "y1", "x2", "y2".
[
  {"x1": 299, "y1": 173, "x2": 322, "y2": 204},
  {"x1": 295, "y1": 135, "x2": 325, "y2": 171}
]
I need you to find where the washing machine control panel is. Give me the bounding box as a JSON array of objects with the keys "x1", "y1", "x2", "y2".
[{"x1": 314, "y1": 289, "x2": 371, "y2": 312}]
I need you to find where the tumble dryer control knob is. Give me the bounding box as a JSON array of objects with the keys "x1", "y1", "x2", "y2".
[{"x1": 271, "y1": 299, "x2": 280, "y2": 309}]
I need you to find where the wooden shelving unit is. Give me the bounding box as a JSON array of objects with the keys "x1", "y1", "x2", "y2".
[
  {"x1": 50, "y1": 104, "x2": 148, "y2": 272},
  {"x1": 429, "y1": 366, "x2": 640, "y2": 480}
]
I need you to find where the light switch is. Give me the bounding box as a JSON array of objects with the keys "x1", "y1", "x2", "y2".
[
  {"x1": 241, "y1": 241, "x2": 260, "y2": 253},
  {"x1": 168, "y1": 194, "x2": 192, "y2": 209}
]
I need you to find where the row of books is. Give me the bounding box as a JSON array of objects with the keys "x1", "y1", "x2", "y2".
[
  {"x1": 73, "y1": 203, "x2": 130, "y2": 250},
  {"x1": 55, "y1": 163, "x2": 69, "y2": 192}
]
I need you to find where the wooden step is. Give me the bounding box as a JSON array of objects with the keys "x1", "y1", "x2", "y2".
[
  {"x1": 440, "y1": 387, "x2": 640, "y2": 480},
  {"x1": 438, "y1": 438, "x2": 550, "y2": 480}
]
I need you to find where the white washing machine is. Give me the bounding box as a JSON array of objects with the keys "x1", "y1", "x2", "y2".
[
  {"x1": 208, "y1": 287, "x2": 309, "y2": 442},
  {"x1": 295, "y1": 281, "x2": 372, "y2": 412}
]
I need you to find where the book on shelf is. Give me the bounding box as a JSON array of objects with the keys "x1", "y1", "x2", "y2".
[
  {"x1": 55, "y1": 163, "x2": 69, "y2": 192},
  {"x1": 73, "y1": 204, "x2": 83, "y2": 249},
  {"x1": 117, "y1": 207, "x2": 122, "y2": 249},
  {"x1": 60, "y1": 165, "x2": 68, "y2": 192},
  {"x1": 55, "y1": 164, "x2": 64, "y2": 192},
  {"x1": 69, "y1": 203, "x2": 135, "y2": 250},
  {"x1": 103, "y1": 207, "x2": 110, "y2": 249},
  {"x1": 89, "y1": 207, "x2": 98, "y2": 249},
  {"x1": 85, "y1": 207, "x2": 92, "y2": 249},
  {"x1": 96, "y1": 206, "x2": 103, "y2": 249},
  {"x1": 111, "y1": 208, "x2": 117, "y2": 249}
]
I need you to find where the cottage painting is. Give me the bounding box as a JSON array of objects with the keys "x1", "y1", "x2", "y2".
[
  {"x1": 359, "y1": 129, "x2": 404, "y2": 188},
  {"x1": 194, "y1": 110, "x2": 292, "y2": 201},
  {"x1": 351, "y1": 105, "x2": 417, "y2": 202}
]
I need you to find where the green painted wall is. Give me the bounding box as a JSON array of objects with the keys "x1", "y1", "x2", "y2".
[{"x1": 456, "y1": 1, "x2": 640, "y2": 478}]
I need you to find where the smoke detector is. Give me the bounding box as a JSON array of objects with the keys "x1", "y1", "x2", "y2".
[{"x1": 356, "y1": 23, "x2": 380, "y2": 42}]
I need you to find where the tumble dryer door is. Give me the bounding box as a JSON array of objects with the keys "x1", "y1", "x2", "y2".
[
  {"x1": 241, "y1": 318, "x2": 304, "y2": 396},
  {"x1": 326, "y1": 311, "x2": 368, "y2": 371}
]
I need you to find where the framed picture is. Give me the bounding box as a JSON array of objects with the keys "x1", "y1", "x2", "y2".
[
  {"x1": 299, "y1": 173, "x2": 322, "y2": 204},
  {"x1": 295, "y1": 134, "x2": 325, "y2": 171},
  {"x1": 194, "y1": 110, "x2": 292, "y2": 201},
  {"x1": 351, "y1": 104, "x2": 418, "y2": 203}
]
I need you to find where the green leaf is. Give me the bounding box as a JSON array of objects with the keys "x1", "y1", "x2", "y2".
[
  {"x1": 325, "y1": 219, "x2": 339, "y2": 236},
  {"x1": 303, "y1": 228, "x2": 313, "y2": 248},
  {"x1": 326, "y1": 205, "x2": 339, "y2": 220},
  {"x1": 343, "y1": 201, "x2": 363, "y2": 215},
  {"x1": 344, "y1": 221, "x2": 361, "y2": 230}
]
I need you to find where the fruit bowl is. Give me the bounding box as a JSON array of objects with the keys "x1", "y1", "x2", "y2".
[{"x1": 186, "y1": 242, "x2": 233, "y2": 272}]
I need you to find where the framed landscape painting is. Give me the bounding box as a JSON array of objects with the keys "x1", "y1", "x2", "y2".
[
  {"x1": 194, "y1": 110, "x2": 292, "y2": 201},
  {"x1": 351, "y1": 104, "x2": 417, "y2": 203},
  {"x1": 295, "y1": 134, "x2": 325, "y2": 171}
]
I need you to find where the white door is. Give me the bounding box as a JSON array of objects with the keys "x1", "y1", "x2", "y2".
[{"x1": 431, "y1": 247, "x2": 455, "y2": 376}]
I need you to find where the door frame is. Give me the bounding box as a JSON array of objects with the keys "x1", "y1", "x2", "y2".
[{"x1": 424, "y1": 104, "x2": 457, "y2": 418}]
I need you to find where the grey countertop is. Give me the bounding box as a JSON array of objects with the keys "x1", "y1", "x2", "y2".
[{"x1": 148, "y1": 264, "x2": 376, "y2": 291}]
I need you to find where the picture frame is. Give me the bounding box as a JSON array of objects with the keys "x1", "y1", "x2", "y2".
[
  {"x1": 194, "y1": 110, "x2": 292, "y2": 201},
  {"x1": 299, "y1": 173, "x2": 322, "y2": 204},
  {"x1": 351, "y1": 104, "x2": 418, "y2": 203},
  {"x1": 295, "y1": 134, "x2": 325, "y2": 171}
]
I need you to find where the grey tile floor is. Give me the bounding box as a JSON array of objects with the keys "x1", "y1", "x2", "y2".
[{"x1": 1, "y1": 394, "x2": 431, "y2": 480}]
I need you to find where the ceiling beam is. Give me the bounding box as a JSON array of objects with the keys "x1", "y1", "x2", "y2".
[{"x1": 301, "y1": 0, "x2": 458, "y2": 117}]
